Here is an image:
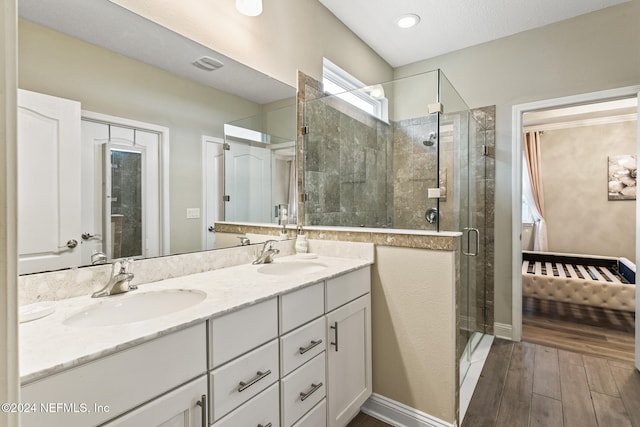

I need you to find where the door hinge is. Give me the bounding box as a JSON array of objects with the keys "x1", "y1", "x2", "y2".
[
  {"x1": 481, "y1": 145, "x2": 489, "y2": 157},
  {"x1": 223, "y1": 143, "x2": 230, "y2": 150},
  {"x1": 428, "y1": 103, "x2": 443, "y2": 114},
  {"x1": 301, "y1": 126, "x2": 310, "y2": 135},
  {"x1": 301, "y1": 193, "x2": 309, "y2": 202},
  {"x1": 223, "y1": 195, "x2": 230, "y2": 202}
]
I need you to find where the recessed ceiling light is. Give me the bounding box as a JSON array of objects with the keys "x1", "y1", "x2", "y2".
[
  {"x1": 396, "y1": 14, "x2": 420, "y2": 29},
  {"x1": 236, "y1": 0, "x2": 263, "y2": 16}
]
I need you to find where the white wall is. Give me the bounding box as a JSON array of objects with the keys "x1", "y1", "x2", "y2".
[
  {"x1": 110, "y1": 0, "x2": 393, "y2": 87},
  {"x1": 540, "y1": 122, "x2": 636, "y2": 260},
  {"x1": 395, "y1": 1, "x2": 640, "y2": 327}
]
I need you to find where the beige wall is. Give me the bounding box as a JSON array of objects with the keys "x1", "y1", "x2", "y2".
[
  {"x1": 18, "y1": 20, "x2": 264, "y2": 255},
  {"x1": 110, "y1": 0, "x2": 393, "y2": 87},
  {"x1": 1, "y1": 0, "x2": 19, "y2": 424},
  {"x1": 372, "y1": 246, "x2": 457, "y2": 423},
  {"x1": 540, "y1": 121, "x2": 636, "y2": 260},
  {"x1": 395, "y1": 1, "x2": 640, "y2": 326}
]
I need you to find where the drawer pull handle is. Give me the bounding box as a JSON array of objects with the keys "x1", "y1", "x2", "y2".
[
  {"x1": 330, "y1": 321, "x2": 339, "y2": 351},
  {"x1": 238, "y1": 370, "x2": 271, "y2": 392},
  {"x1": 258, "y1": 424, "x2": 272, "y2": 427},
  {"x1": 299, "y1": 339, "x2": 323, "y2": 354},
  {"x1": 300, "y1": 382, "x2": 323, "y2": 401},
  {"x1": 196, "y1": 394, "x2": 206, "y2": 427}
]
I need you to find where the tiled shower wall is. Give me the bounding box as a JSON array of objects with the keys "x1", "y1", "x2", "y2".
[
  {"x1": 297, "y1": 71, "x2": 495, "y2": 335},
  {"x1": 303, "y1": 96, "x2": 392, "y2": 227}
]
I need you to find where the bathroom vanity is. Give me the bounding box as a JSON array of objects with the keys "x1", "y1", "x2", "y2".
[{"x1": 19, "y1": 252, "x2": 372, "y2": 427}]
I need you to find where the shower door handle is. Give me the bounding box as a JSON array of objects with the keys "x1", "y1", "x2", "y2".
[{"x1": 463, "y1": 227, "x2": 479, "y2": 256}]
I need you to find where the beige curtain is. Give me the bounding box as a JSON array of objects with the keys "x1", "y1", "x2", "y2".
[{"x1": 523, "y1": 131, "x2": 548, "y2": 251}]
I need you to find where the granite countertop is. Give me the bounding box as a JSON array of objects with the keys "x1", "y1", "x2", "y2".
[{"x1": 19, "y1": 254, "x2": 372, "y2": 385}]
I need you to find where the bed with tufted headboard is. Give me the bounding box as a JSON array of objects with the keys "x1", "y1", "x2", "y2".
[{"x1": 522, "y1": 251, "x2": 636, "y2": 312}]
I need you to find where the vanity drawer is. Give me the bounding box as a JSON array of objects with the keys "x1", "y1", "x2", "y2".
[
  {"x1": 210, "y1": 338, "x2": 279, "y2": 422},
  {"x1": 292, "y1": 399, "x2": 326, "y2": 427},
  {"x1": 280, "y1": 353, "x2": 326, "y2": 427},
  {"x1": 326, "y1": 267, "x2": 370, "y2": 312},
  {"x1": 209, "y1": 297, "x2": 278, "y2": 368},
  {"x1": 213, "y1": 382, "x2": 280, "y2": 427},
  {"x1": 279, "y1": 282, "x2": 324, "y2": 334},
  {"x1": 280, "y1": 317, "x2": 326, "y2": 376}
]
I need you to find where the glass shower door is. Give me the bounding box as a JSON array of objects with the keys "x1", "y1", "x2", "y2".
[{"x1": 437, "y1": 71, "x2": 487, "y2": 385}]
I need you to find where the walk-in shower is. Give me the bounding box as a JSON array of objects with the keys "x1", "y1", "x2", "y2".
[{"x1": 300, "y1": 69, "x2": 495, "y2": 419}]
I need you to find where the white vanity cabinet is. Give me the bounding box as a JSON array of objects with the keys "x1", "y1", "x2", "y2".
[
  {"x1": 20, "y1": 261, "x2": 372, "y2": 427},
  {"x1": 102, "y1": 376, "x2": 207, "y2": 427},
  {"x1": 21, "y1": 323, "x2": 207, "y2": 427},
  {"x1": 325, "y1": 268, "x2": 372, "y2": 427},
  {"x1": 208, "y1": 298, "x2": 280, "y2": 425},
  {"x1": 279, "y1": 282, "x2": 327, "y2": 427}
]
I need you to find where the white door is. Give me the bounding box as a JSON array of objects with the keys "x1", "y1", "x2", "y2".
[
  {"x1": 326, "y1": 294, "x2": 372, "y2": 427},
  {"x1": 224, "y1": 142, "x2": 271, "y2": 223},
  {"x1": 203, "y1": 137, "x2": 225, "y2": 250},
  {"x1": 17, "y1": 89, "x2": 82, "y2": 274},
  {"x1": 81, "y1": 120, "x2": 161, "y2": 263},
  {"x1": 102, "y1": 376, "x2": 207, "y2": 427}
]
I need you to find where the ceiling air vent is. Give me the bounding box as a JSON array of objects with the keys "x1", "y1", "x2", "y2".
[{"x1": 192, "y1": 56, "x2": 224, "y2": 72}]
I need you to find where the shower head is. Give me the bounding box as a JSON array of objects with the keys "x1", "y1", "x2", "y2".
[{"x1": 423, "y1": 131, "x2": 437, "y2": 146}]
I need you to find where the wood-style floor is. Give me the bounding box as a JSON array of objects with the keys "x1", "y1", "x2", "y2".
[
  {"x1": 463, "y1": 298, "x2": 637, "y2": 426},
  {"x1": 461, "y1": 339, "x2": 639, "y2": 427},
  {"x1": 350, "y1": 298, "x2": 638, "y2": 427},
  {"x1": 522, "y1": 297, "x2": 635, "y2": 364}
]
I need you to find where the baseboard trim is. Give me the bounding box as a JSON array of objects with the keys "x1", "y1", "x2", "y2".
[
  {"x1": 361, "y1": 393, "x2": 455, "y2": 427},
  {"x1": 493, "y1": 322, "x2": 513, "y2": 340}
]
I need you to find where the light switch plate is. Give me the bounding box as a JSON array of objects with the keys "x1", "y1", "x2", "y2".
[{"x1": 186, "y1": 208, "x2": 200, "y2": 219}]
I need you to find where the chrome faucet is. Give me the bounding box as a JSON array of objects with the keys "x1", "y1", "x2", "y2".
[
  {"x1": 252, "y1": 240, "x2": 280, "y2": 265},
  {"x1": 92, "y1": 259, "x2": 137, "y2": 298}
]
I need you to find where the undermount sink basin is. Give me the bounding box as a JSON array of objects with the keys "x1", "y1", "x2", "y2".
[
  {"x1": 257, "y1": 261, "x2": 327, "y2": 276},
  {"x1": 63, "y1": 289, "x2": 207, "y2": 328}
]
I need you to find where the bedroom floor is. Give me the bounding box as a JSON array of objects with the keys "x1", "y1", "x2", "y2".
[{"x1": 522, "y1": 296, "x2": 635, "y2": 363}]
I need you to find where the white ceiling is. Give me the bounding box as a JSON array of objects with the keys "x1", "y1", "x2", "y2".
[
  {"x1": 18, "y1": 0, "x2": 295, "y2": 104},
  {"x1": 318, "y1": 0, "x2": 630, "y2": 67}
]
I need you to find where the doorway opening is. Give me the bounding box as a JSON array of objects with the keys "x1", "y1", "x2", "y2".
[{"x1": 512, "y1": 87, "x2": 639, "y2": 366}]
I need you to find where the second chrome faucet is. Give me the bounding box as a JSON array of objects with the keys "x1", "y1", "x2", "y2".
[{"x1": 252, "y1": 240, "x2": 280, "y2": 265}]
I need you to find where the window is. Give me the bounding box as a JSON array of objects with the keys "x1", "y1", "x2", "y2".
[{"x1": 322, "y1": 58, "x2": 388, "y2": 122}]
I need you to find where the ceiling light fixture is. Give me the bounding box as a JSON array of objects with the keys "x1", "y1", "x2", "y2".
[
  {"x1": 396, "y1": 14, "x2": 420, "y2": 29},
  {"x1": 236, "y1": 0, "x2": 263, "y2": 16}
]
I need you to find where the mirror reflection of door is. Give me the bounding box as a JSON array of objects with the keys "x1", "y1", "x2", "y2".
[
  {"x1": 203, "y1": 137, "x2": 225, "y2": 250},
  {"x1": 82, "y1": 119, "x2": 161, "y2": 264},
  {"x1": 17, "y1": 90, "x2": 82, "y2": 274},
  {"x1": 224, "y1": 142, "x2": 272, "y2": 223}
]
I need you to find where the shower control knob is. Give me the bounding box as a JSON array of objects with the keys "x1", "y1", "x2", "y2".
[{"x1": 208, "y1": 226, "x2": 215, "y2": 232}]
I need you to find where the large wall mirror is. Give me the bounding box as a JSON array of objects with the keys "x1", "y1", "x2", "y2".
[{"x1": 17, "y1": 0, "x2": 297, "y2": 274}]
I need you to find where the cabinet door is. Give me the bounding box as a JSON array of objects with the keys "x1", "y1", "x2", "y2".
[
  {"x1": 326, "y1": 294, "x2": 372, "y2": 427},
  {"x1": 103, "y1": 376, "x2": 207, "y2": 427}
]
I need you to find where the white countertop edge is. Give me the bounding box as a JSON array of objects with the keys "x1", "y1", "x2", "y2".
[{"x1": 19, "y1": 255, "x2": 372, "y2": 385}]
